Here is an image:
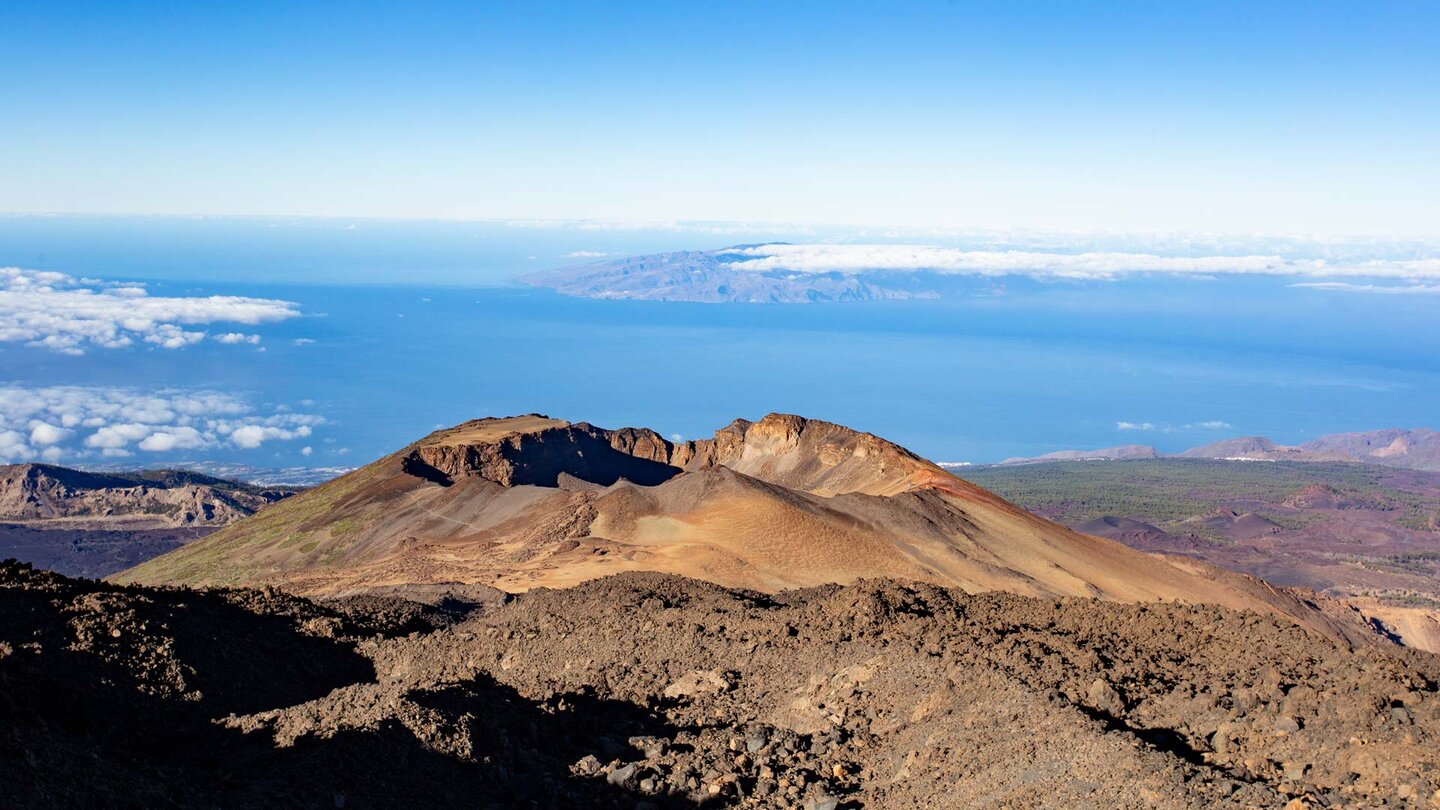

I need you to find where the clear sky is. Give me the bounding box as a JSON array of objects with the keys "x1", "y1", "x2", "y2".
[{"x1": 3, "y1": 1, "x2": 1438, "y2": 236}]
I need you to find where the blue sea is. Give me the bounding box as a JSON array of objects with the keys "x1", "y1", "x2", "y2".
[{"x1": 3, "y1": 215, "x2": 1438, "y2": 469}]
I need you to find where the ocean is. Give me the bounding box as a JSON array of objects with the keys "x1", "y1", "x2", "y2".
[{"x1": 3, "y1": 215, "x2": 1438, "y2": 469}]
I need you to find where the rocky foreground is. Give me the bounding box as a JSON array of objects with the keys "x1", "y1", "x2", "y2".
[{"x1": 3, "y1": 560, "x2": 1438, "y2": 809}]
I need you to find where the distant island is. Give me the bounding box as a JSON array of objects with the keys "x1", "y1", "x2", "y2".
[
  {"x1": 521, "y1": 244, "x2": 975, "y2": 303},
  {"x1": 518, "y1": 241, "x2": 1440, "y2": 304}
]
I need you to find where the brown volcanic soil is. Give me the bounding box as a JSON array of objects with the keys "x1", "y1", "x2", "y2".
[
  {"x1": 120, "y1": 414, "x2": 1384, "y2": 648},
  {"x1": 7, "y1": 560, "x2": 1440, "y2": 809}
]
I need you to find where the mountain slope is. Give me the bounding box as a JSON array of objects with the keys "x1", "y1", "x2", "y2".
[
  {"x1": 1001, "y1": 427, "x2": 1440, "y2": 471},
  {"x1": 0, "y1": 463, "x2": 292, "y2": 527},
  {"x1": 1173, "y1": 429, "x2": 1440, "y2": 470},
  {"x1": 0, "y1": 463, "x2": 297, "y2": 579},
  {"x1": 1301, "y1": 428, "x2": 1440, "y2": 472},
  {"x1": 120, "y1": 414, "x2": 1379, "y2": 645},
  {"x1": 960, "y1": 458, "x2": 1440, "y2": 651},
  {"x1": 1000, "y1": 444, "x2": 1161, "y2": 464}
]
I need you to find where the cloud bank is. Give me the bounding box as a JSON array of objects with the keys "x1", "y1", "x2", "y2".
[
  {"x1": 0, "y1": 385, "x2": 322, "y2": 462},
  {"x1": 0, "y1": 268, "x2": 300, "y2": 354},
  {"x1": 1289, "y1": 281, "x2": 1440, "y2": 295},
  {"x1": 721, "y1": 245, "x2": 1440, "y2": 282}
]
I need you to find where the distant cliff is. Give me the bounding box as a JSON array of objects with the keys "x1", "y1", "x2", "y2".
[{"x1": 0, "y1": 463, "x2": 294, "y2": 528}]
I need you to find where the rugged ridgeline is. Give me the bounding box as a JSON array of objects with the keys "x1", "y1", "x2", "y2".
[
  {"x1": 1002, "y1": 428, "x2": 1440, "y2": 472},
  {"x1": 0, "y1": 463, "x2": 292, "y2": 526},
  {"x1": 123, "y1": 413, "x2": 1382, "y2": 647},
  {"x1": 0, "y1": 464, "x2": 294, "y2": 578},
  {"x1": 8, "y1": 561, "x2": 1440, "y2": 809},
  {"x1": 1182, "y1": 430, "x2": 1440, "y2": 471}
]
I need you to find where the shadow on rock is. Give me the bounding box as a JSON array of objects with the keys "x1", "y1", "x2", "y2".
[{"x1": 0, "y1": 560, "x2": 697, "y2": 808}]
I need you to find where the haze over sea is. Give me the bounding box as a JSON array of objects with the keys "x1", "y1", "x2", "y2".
[{"x1": 3, "y1": 214, "x2": 1438, "y2": 473}]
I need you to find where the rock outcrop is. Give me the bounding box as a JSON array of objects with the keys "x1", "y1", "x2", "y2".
[{"x1": 0, "y1": 463, "x2": 292, "y2": 528}]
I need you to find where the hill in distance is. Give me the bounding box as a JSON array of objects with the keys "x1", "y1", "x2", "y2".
[
  {"x1": 0, "y1": 463, "x2": 294, "y2": 578},
  {"x1": 121, "y1": 413, "x2": 1381, "y2": 647},
  {"x1": 517, "y1": 245, "x2": 981, "y2": 303},
  {"x1": 1001, "y1": 428, "x2": 1440, "y2": 472},
  {"x1": 999, "y1": 444, "x2": 1161, "y2": 464},
  {"x1": 963, "y1": 458, "x2": 1440, "y2": 651}
]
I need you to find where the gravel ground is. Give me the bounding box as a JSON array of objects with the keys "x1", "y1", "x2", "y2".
[{"x1": 3, "y1": 560, "x2": 1438, "y2": 808}]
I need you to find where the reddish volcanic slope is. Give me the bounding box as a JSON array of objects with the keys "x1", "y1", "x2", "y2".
[{"x1": 122, "y1": 414, "x2": 1382, "y2": 646}]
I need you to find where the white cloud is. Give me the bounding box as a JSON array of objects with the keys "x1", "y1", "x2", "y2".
[
  {"x1": 1188, "y1": 421, "x2": 1232, "y2": 430},
  {"x1": 137, "y1": 426, "x2": 208, "y2": 452},
  {"x1": 504, "y1": 218, "x2": 821, "y2": 236},
  {"x1": 0, "y1": 268, "x2": 300, "y2": 354},
  {"x1": 85, "y1": 423, "x2": 153, "y2": 449},
  {"x1": 212, "y1": 332, "x2": 262, "y2": 344},
  {"x1": 300, "y1": 446, "x2": 313, "y2": 456},
  {"x1": 1289, "y1": 282, "x2": 1440, "y2": 294},
  {"x1": 28, "y1": 422, "x2": 72, "y2": 445},
  {"x1": 565, "y1": 250, "x2": 613, "y2": 259},
  {"x1": 229, "y1": 424, "x2": 312, "y2": 449},
  {"x1": 293, "y1": 338, "x2": 316, "y2": 346},
  {"x1": 0, "y1": 429, "x2": 31, "y2": 461},
  {"x1": 720, "y1": 244, "x2": 1440, "y2": 282},
  {"x1": 0, "y1": 385, "x2": 324, "y2": 460},
  {"x1": 1116, "y1": 421, "x2": 1156, "y2": 431}
]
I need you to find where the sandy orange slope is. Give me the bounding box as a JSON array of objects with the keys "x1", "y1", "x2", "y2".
[{"x1": 119, "y1": 413, "x2": 1381, "y2": 646}]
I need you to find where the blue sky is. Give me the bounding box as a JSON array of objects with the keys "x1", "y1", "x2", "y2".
[
  {"x1": 2, "y1": 3, "x2": 1439, "y2": 472},
  {"x1": 4, "y1": 1, "x2": 1438, "y2": 235}
]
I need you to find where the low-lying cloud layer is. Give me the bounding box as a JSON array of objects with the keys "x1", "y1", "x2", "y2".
[
  {"x1": 0, "y1": 268, "x2": 300, "y2": 354},
  {"x1": 1290, "y1": 281, "x2": 1440, "y2": 295},
  {"x1": 722, "y1": 244, "x2": 1440, "y2": 282},
  {"x1": 0, "y1": 385, "x2": 322, "y2": 462}
]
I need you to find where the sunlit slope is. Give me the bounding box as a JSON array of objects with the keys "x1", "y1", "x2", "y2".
[{"x1": 120, "y1": 413, "x2": 1378, "y2": 645}]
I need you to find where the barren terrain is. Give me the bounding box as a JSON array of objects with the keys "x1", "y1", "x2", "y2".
[
  {"x1": 6, "y1": 560, "x2": 1439, "y2": 808},
  {"x1": 964, "y1": 459, "x2": 1440, "y2": 650},
  {"x1": 120, "y1": 415, "x2": 1381, "y2": 646},
  {"x1": 0, "y1": 463, "x2": 295, "y2": 578}
]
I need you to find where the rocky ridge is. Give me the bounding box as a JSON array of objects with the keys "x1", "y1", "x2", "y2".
[
  {"x1": 0, "y1": 463, "x2": 292, "y2": 528},
  {"x1": 0, "y1": 464, "x2": 298, "y2": 579},
  {"x1": 119, "y1": 414, "x2": 1386, "y2": 649},
  {"x1": 1002, "y1": 428, "x2": 1440, "y2": 472}
]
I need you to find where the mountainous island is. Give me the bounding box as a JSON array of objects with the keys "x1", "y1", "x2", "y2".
[{"x1": 520, "y1": 245, "x2": 978, "y2": 303}]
